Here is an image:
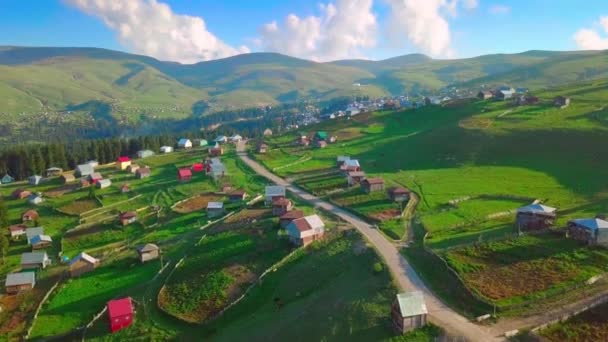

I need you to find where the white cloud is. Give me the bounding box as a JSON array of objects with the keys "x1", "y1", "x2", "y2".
[
  {"x1": 65, "y1": 0, "x2": 249, "y2": 64},
  {"x1": 257, "y1": 0, "x2": 377, "y2": 61},
  {"x1": 574, "y1": 16, "x2": 608, "y2": 50},
  {"x1": 462, "y1": 0, "x2": 479, "y2": 10},
  {"x1": 488, "y1": 5, "x2": 511, "y2": 15}
]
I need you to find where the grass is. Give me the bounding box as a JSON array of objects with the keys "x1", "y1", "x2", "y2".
[
  {"x1": 539, "y1": 301, "x2": 608, "y2": 342},
  {"x1": 379, "y1": 219, "x2": 406, "y2": 240}
]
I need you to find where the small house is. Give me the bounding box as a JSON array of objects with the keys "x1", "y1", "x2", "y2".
[
  {"x1": 119, "y1": 212, "x2": 137, "y2": 226},
  {"x1": 30, "y1": 235, "x2": 52, "y2": 250},
  {"x1": 28, "y1": 194, "x2": 44, "y2": 205},
  {"x1": 45, "y1": 167, "x2": 63, "y2": 177},
  {"x1": 121, "y1": 184, "x2": 131, "y2": 193},
  {"x1": 137, "y1": 150, "x2": 155, "y2": 158},
  {"x1": 88, "y1": 172, "x2": 103, "y2": 184},
  {"x1": 127, "y1": 164, "x2": 140, "y2": 174},
  {"x1": 178, "y1": 168, "x2": 192, "y2": 182},
  {"x1": 315, "y1": 131, "x2": 328, "y2": 141},
  {"x1": 341, "y1": 159, "x2": 361, "y2": 172},
  {"x1": 567, "y1": 218, "x2": 608, "y2": 247},
  {"x1": 86, "y1": 160, "x2": 99, "y2": 168},
  {"x1": 337, "y1": 156, "x2": 350, "y2": 167},
  {"x1": 75, "y1": 164, "x2": 94, "y2": 177},
  {"x1": 12, "y1": 189, "x2": 32, "y2": 200},
  {"x1": 22, "y1": 209, "x2": 39, "y2": 222},
  {"x1": 60, "y1": 173, "x2": 76, "y2": 184},
  {"x1": 392, "y1": 291, "x2": 428, "y2": 334},
  {"x1": 80, "y1": 178, "x2": 91, "y2": 188},
  {"x1": 495, "y1": 90, "x2": 514, "y2": 100},
  {"x1": 160, "y1": 146, "x2": 173, "y2": 154},
  {"x1": 69, "y1": 252, "x2": 99, "y2": 277},
  {"x1": 26, "y1": 227, "x2": 44, "y2": 244},
  {"x1": 316, "y1": 140, "x2": 328, "y2": 149},
  {"x1": 229, "y1": 190, "x2": 248, "y2": 202},
  {"x1": 194, "y1": 139, "x2": 208, "y2": 147},
  {"x1": 329, "y1": 136, "x2": 337, "y2": 143},
  {"x1": 554, "y1": 96, "x2": 571, "y2": 108},
  {"x1": 263, "y1": 128, "x2": 273, "y2": 136},
  {"x1": 116, "y1": 157, "x2": 131, "y2": 170},
  {"x1": 1, "y1": 174, "x2": 15, "y2": 184},
  {"x1": 192, "y1": 163, "x2": 204, "y2": 173},
  {"x1": 286, "y1": 214, "x2": 325, "y2": 247},
  {"x1": 107, "y1": 297, "x2": 134, "y2": 333},
  {"x1": 136, "y1": 167, "x2": 151, "y2": 179},
  {"x1": 388, "y1": 187, "x2": 411, "y2": 202},
  {"x1": 207, "y1": 202, "x2": 225, "y2": 218},
  {"x1": 361, "y1": 178, "x2": 385, "y2": 193},
  {"x1": 28, "y1": 175, "x2": 43, "y2": 186},
  {"x1": 21, "y1": 251, "x2": 50, "y2": 269},
  {"x1": 272, "y1": 197, "x2": 293, "y2": 216},
  {"x1": 221, "y1": 183, "x2": 233, "y2": 193},
  {"x1": 257, "y1": 143, "x2": 269, "y2": 154},
  {"x1": 178, "y1": 138, "x2": 192, "y2": 149},
  {"x1": 9, "y1": 224, "x2": 27, "y2": 238},
  {"x1": 279, "y1": 210, "x2": 304, "y2": 228},
  {"x1": 137, "y1": 244, "x2": 160, "y2": 263},
  {"x1": 516, "y1": 203, "x2": 557, "y2": 231},
  {"x1": 230, "y1": 134, "x2": 243, "y2": 143},
  {"x1": 215, "y1": 135, "x2": 228, "y2": 144},
  {"x1": 477, "y1": 90, "x2": 493, "y2": 100},
  {"x1": 347, "y1": 171, "x2": 366, "y2": 186},
  {"x1": 298, "y1": 136, "x2": 310, "y2": 146},
  {"x1": 96, "y1": 179, "x2": 112, "y2": 189},
  {"x1": 5, "y1": 272, "x2": 36, "y2": 295},
  {"x1": 265, "y1": 185, "x2": 286, "y2": 205},
  {"x1": 517, "y1": 95, "x2": 539, "y2": 106},
  {"x1": 209, "y1": 145, "x2": 224, "y2": 157}
]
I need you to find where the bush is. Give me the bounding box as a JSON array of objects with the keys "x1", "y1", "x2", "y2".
[{"x1": 373, "y1": 262, "x2": 383, "y2": 274}]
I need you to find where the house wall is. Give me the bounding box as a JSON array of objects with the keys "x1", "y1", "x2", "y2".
[
  {"x1": 140, "y1": 250, "x2": 159, "y2": 262},
  {"x1": 21, "y1": 262, "x2": 44, "y2": 270},
  {"x1": 597, "y1": 229, "x2": 608, "y2": 247},
  {"x1": 208, "y1": 209, "x2": 225, "y2": 218},
  {"x1": 110, "y1": 313, "x2": 133, "y2": 333},
  {"x1": 516, "y1": 213, "x2": 555, "y2": 230},
  {"x1": 567, "y1": 226, "x2": 594, "y2": 245},
  {"x1": 70, "y1": 261, "x2": 95, "y2": 277},
  {"x1": 6, "y1": 283, "x2": 33, "y2": 295},
  {"x1": 32, "y1": 241, "x2": 51, "y2": 250}
]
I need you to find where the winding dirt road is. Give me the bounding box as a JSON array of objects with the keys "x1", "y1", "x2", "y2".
[{"x1": 236, "y1": 143, "x2": 503, "y2": 342}]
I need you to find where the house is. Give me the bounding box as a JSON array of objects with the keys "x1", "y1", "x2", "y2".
[
  {"x1": 221, "y1": 183, "x2": 233, "y2": 193},
  {"x1": 178, "y1": 168, "x2": 192, "y2": 182},
  {"x1": 1, "y1": 174, "x2": 15, "y2": 184},
  {"x1": 347, "y1": 171, "x2": 366, "y2": 186},
  {"x1": 26, "y1": 227, "x2": 45, "y2": 244},
  {"x1": 192, "y1": 163, "x2": 204, "y2": 173},
  {"x1": 121, "y1": 184, "x2": 131, "y2": 193},
  {"x1": 388, "y1": 187, "x2": 411, "y2": 202},
  {"x1": 119, "y1": 212, "x2": 137, "y2": 226},
  {"x1": 137, "y1": 150, "x2": 155, "y2": 158},
  {"x1": 272, "y1": 197, "x2": 293, "y2": 216},
  {"x1": 567, "y1": 218, "x2": 608, "y2": 247},
  {"x1": 127, "y1": 164, "x2": 140, "y2": 174},
  {"x1": 30, "y1": 235, "x2": 52, "y2": 250},
  {"x1": 315, "y1": 131, "x2": 328, "y2": 141},
  {"x1": 107, "y1": 297, "x2": 134, "y2": 333},
  {"x1": 96, "y1": 179, "x2": 112, "y2": 189},
  {"x1": 316, "y1": 140, "x2": 328, "y2": 148},
  {"x1": 263, "y1": 128, "x2": 273, "y2": 136},
  {"x1": 229, "y1": 190, "x2": 248, "y2": 202},
  {"x1": 28, "y1": 194, "x2": 44, "y2": 205},
  {"x1": 86, "y1": 160, "x2": 99, "y2": 168},
  {"x1": 45, "y1": 167, "x2": 63, "y2": 177},
  {"x1": 69, "y1": 252, "x2": 99, "y2": 277},
  {"x1": 116, "y1": 157, "x2": 131, "y2": 170},
  {"x1": 298, "y1": 136, "x2": 310, "y2": 146},
  {"x1": 178, "y1": 138, "x2": 192, "y2": 149},
  {"x1": 230, "y1": 134, "x2": 243, "y2": 143},
  {"x1": 5, "y1": 272, "x2": 36, "y2": 295},
  {"x1": 194, "y1": 139, "x2": 208, "y2": 147},
  {"x1": 135, "y1": 167, "x2": 151, "y2": 179},
  {"x1": 257, "y1": 143, "x2": 269, "y2": 154},
  {"x1": 88, "y1": 172, "x2": 103, "y2": 184},
  {"x1": 554, "y1": 96, "x2": 571, "y2": 108},
  {"x1": 337, "y1": 156, "x2": 351, "y2": 167},
  {"x1": 21, "y1": 252, "x2": 50, "y2": 269},
  {"x1": 28, "y1": 177, "x2": 43, "y2": 189},
  {"x1": 207, "y1": 202, "x2": 225, "y2": 218},
  {"x1": 495, "y1": 89, "x2": 514, "y2": 100},
  {"x1": 361, "y1": 178, "x2": 385, "y2": 193},
  {"x1": 477, "y1": 90, "x2": 493, "y2": 100},
  {"x1": 60, "y1": 173, "x2": 76, "y2": 184},
  {"x1": 160, "y1": 145, "x2": 173, "y2": 154},
  {"x1": 80, "y1": 178, "x2": 91, "y2": 188},
  {"x1": 209, "y1": 145, "x2": 224, "y2": 157},
  {"x1": 517, "y1": 95, "x2": 539, "y2": 105},
  {"x1": 392, "y1": 291, "x2": 428, "y2": 334},
  {"x1": 279, "y1": 210, "x2": 304, "y2": 228},
  {"x1": 215, "y1": 135, "x2": 228, "y2": 144},
  {"x1": 137, "y1": 244, "x2": 160, "y2": 263},
  {"x1": 75, "y1": 164, "x2": 94, "y2": 177},
  {"x1": 22, "y1": 209, "x2": 39, "y2": 222},
  {"x1": 516, "y1": 203, "x2": 557, "y2": 231},
  {"x1": 9, "y1": 224, "x2": 27, "y2": 238},
  {"x1": 265, "y1": 186, "x2": 286, "y2": 205},
  {"x1": 205, "y1": 158, "x2": 227, "y2": 180},
  {"x1": 341, "y1": 159, "x2": 361, "y2": 172},
  {"x1": 12, "y1": 189, "x2": 32, "y2": 200},
  {"x1": 286, "y1": 214, "x2": 325, "y2": 246}
]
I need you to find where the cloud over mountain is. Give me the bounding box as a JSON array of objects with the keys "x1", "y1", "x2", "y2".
[{"x1": 574, "y1": 16, "x2": 608, "y2": 50}]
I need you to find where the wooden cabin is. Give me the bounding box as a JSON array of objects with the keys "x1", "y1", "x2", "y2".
[
  {"x1": 516, "y1": 203, "x2": 557, "y2": 231},
  {"x1": 567, "y1": 218, "x2": 608, "y2": 247},
  {"x1": 137, "y1": 244, "x2": 160, "y2": 263},
  {"x1": 361, "y1": 178, "x2": 385, "y2": 193},
  {"x1": 392, "y1": 291, "x2": 428, "y2": 334},
  {"x1": 69, "y1": 252, "x2": 99, "y2": 277}
]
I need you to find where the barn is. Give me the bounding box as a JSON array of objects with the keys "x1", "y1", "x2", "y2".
[{"x1": 178, "y1": 168, "x2": 192, "y2": 182}]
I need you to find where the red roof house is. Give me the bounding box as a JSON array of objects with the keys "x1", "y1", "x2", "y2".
[
  {"x1": 192, "y1": 163, "x2": 204, "y2": 173},
  {"x1": 22, "y1": 209, "x2": 39, "y2": 222},
  {"x1": 12, "y1": 189, "x2": 32, "y2": 200},
  {"x1": 177, "y1": 168, "x2": 192, "y2": 182},
  {"x1": 116, "y1": 156, "x2": 131, "y2": 170},
  {"x1": 107, "y1": 297, "x2": 134, "y2": 333}
]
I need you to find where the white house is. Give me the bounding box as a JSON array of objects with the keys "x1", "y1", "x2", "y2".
[
  {"x1": 265, "y1": 186, "x2": 286, "y2": 205},
  {"x1": 28, "y1": 194, "x2": 44, "y2": 205},
  {"x1": 215, "y1": 135, "x2": 228, "y2": 144},
  {"x1": 96, "y1": 179, "x2": 112, "y2": 189},
  {"x1": 178, "y1": 138, "x2": 192, "y2": 149},
  {"x1": 29, "y1": 175, "x2": 43, "y2": 186},
  {"x1": 230, "y1": 134, "x2": 243, "y2": 143},
  {"x1": 137, "y1": 150, "x2": 155, "y2": 158},
  {"x1": 86, "y1": 160, "x2": 99, "y2": 168},
  {"x1": 160, "y1": 146, "x2": 173, "y2": 154},
  {"x1": 75, "y1": 164, "x2": 94, "y2": 177}
]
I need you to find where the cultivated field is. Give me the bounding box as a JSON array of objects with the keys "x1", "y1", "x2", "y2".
[{"x1": 539, "y1": 301, "x2": 608, "y2": 342}]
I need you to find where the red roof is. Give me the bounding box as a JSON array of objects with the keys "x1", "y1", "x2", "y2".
[
  {"x1": 364, "y1": 178, "x2": 385, "y2": 185},
  {"x1": 192, "y1": 163, "x2": 204, "y2": 172},
  {"x1": 9, "y1": 224, "x2": 27, "y2": 232},
  {"x1": 107, "y1": 297, "x2": 133, "y2": 318},
  {"x1": 117, "y1": 156, "x2": 131, "y2": 162},
  {"x1": 290, "y1": 218, "x2": 312, "y2": 232},
  {"x1": 272, "y1": 197, "x2": 292, "y2": 207},
  {"x1": 178, "y1": 168, "x2": 192, "y2": 178},
  {"x1": 280, "y1": 210, "x2": 304, "y2": 220},
  {"x1": 120, "y1": 212, "x2": 137, "y2": 219},
  {"x1": 390, "y1": 187, "x2": 410, "y2": 195}
]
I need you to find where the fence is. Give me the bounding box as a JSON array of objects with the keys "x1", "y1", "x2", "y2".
[{"x1": 24, "y1": 278, "x2": 62, "y2": 340}]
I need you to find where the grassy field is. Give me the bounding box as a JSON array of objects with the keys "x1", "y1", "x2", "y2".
[{"x1": 539, "y1": 301, "x2": 608, "y2": 342}]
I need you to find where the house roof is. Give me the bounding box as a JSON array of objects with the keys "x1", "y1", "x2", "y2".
[
  {"x1": 289, "y1": 218, "x2": 312, "y2": 233},
  {"x1": 364, "y1": 178, "x2": 385, "y2": 185},
  {"x1": 303, "y1": 214, "x2": 325, "y2": 230},
  {"x1": 137, "y1": 243, "x2": 159, "y2": 253},
  {"x1": 348, "y1": 171, "x2": 366, "y2": 177},
  {"x1": 344, "y1": 159, "x2": 360, "y2": 168},
  {"x1": 5, "y1": 272, "x2": 36, "y2": 287},
  {"x1": 120, "y1": 212, "x2": 137, "y2": 219},
  {"x1": 570, "y1": 218, "x2": 608, "y2": 231},
  {"x1": 280, "y1": 210, "x2": 304, "y2": 220},
  {"x1": 178, "y1": 168, "x2": 192, "y2": 177},
  {"x1": 390, "y1": 187, "x2": 411, "y2": 195},
  {"x1": 26, "y1": 227, "x2": 44, "y2": 240},
  {"x1": 97, "y1": 179, "x2": 112, "y2": 186},
  {"x1": 9, "y1": 224, "x2": 28, "y2": 232},
  {"x1": 316, "y1": 131, "x2": 328, "y2": 139},
  {"x1": 207, "y1": 202, "x2": 224, "y2": 209},
  {"x1": 30, "y1": 235, "x2": 52, "y2": 244},
  {"x1": 76, "y1": 164, "x2": 94, "y2": 174},
  {"x1": 21, "y1": 252, "x2": 48, "y2": 264},
  {"x1": 396, "y1": 291, "x2": 428, "y2": 317},
  {"x1": 12, "y1": 188, "x2": 30, "y2": 197},
  {"x1": 23, "y1": 209, "x2": 39, "y2": 218},
  {"x1": 272, "y1": 197, "x2": 292, "y2": 207},
  {"x1": 70, "y1": 252, "x2": 98, "y2": 265},
  {"x1": 517, "y1": 203, "x2": 556, "y2": 215},
  {"x1": 117, "y1": 156, "x2": 130, "y2": 162},
  {"x1": 107, "y1": 297, "x2": 134, "y2": 318},
  {"x1": 89, "y1": 172, "x2": 103, "y2": 180},
  {"x1": 266, "y1": 186, "x2": 286, "y2": 197},
  {"x1": 178, "y1": 138, "x2": 191, "y2": 145}
]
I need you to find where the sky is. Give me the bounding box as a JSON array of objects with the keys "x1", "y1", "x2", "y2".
[{"x1": 0, "y1": 0, "x2": 607, "y2": 64}]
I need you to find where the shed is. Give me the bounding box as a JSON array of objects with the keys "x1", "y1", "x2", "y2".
[
  {"x1": 30, "y1": 235, "x2": 52, "y2": 250},
  {"x1": 121, "y1": 184, "x2": 131, "y2": 193},
  {"x1": 516, "y1": 203, "x2": 557, "y2": 231},
  {"x1": 567, "y1": 218, "x2": 608, "y2": 247},
  {"x1": 477, "y1": 90, "x2": 493, "y2": 100},
  {"x1": 178, "y1": 138, "x2": 192, "y2": 149},
  {"x1": 230, "y1": 134, "x2": 243, "y2": 143},
  {"x1": 136, "y1": 167, "x2": 151, "y2": 179},
  {"x1": 279, "y1": 210, "x2": 304, "y2": 228},
  {"x1": 391, "y1": 291, "x2": 428, "y2": 334},
  {"x1": 69, "y1": 252, "x2": 99, "y2": 277},
  {"x1": 28, "y1": 175, "x2": 43, "y2": 186},
  {"x1": 272, "y1": 197, "x2": 293, "y2": 216},
  {"x1": 347, "y1": 171, "x2": 366, "y2": 186},
  {"x1": 192, "y1": 163, "x2": 204, "y2": 173},
  {"x1": 137, "y1": 244, "x2": 160, "y2": 263},
  {"x1": 75, "y1": 164, "x2": 94, "y2": 177},
  {"x1": 286, "y1": 214, "x2": 325, "y2": 246},
  {"x1": 137, "y1": 150, "x2": 155, "y2": 158},
  {"x1": 88, "y1": 172, "x2": 103, "y2": 183},
  {"x1": 46, "y1": 167, "x2": 63, "y2": 177},
  {"x1": 554, "y1": 96, "x2": 571, "y2": 108},
  {"x1": 316, "y1": 140, "x2": 328, "y2": 148},
  {"x1": 107, "y1": 297, "x2": 134, "y2": 333},
  {"x1": 207, "y1": 202, "x2": 225, "y2": 218},
  {"x1": 229, "y1": 190, "x2": 248, "y2": 202},
  {"x1": 119, "y1": 212, "x2": 137, "y2": 226},
  {"x1": 178, "y1": 168, "x2": 192, "y2": 182},
  {"x1": 5, "y1": 272, "x2": 36, "y2": 295},
  {"x1": 80, "y1": 178, "x2": 91, "y2": 188},
  {"x1": 215, "y1": 135, "x2": 228, "y2": 143},
  {"x1": 265, "y1": 186, "x2": 286, "y2": 205},
  {"x1": 315, "y1": 131, "x2": 328, "y2": 141},
  {"x1": 495, "y1": 90, "x2": 514, "y2": 100},
  {"x1": 341, "y1": 159, "x2": 361, "y2": 172},
  {"x1": 361, "y1": 178, "x2": 385, "y2": 193},
  {"x1": 209, "y1": 146, "x2": 224, "y2": 157},
  {"x1": 117, "y1": 156, "x2": 131, "y2": 170},
  {"x1": 25, "y1": 227, "x2": 45, "y2": 244},
  {"x1": 21, "y1": 251, "x2": 50, "y2": 269},
  {"x1": 194, "y1": 139, "x2": 208, "y2": 147},
  {"x1": 160, "y1": 146, "x2": 173, "y2": 153},
  {"x1": 96, "y1": 179, "x2": 112, "y2": 189},
  {"x1": 61, "y1": 173, "x2": 76, "y2": 184},
  {"x1": 388, "y1": 187, "x2": 411, "y2": 202},
  {"x1": 22, "y1": 209, "x2": 39, "y2": 222},
  {"x1": 9, "y1": 224, "x2": 27, "y2": 238}
]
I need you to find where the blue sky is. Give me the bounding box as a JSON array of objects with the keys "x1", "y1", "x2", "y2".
[{"x1": 0, "y1": 0, "x2": 607, "y2": 63}]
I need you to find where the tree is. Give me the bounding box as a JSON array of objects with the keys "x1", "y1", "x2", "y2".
[
  {"x1": 0, "y1": 198, "x2": 9, "y2": 263},
  {"x1": 0, "y1": 233, "x2": 8, "y2": 263}
]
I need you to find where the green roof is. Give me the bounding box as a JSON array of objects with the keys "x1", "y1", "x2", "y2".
[
  {"x1": 316, "y1": 131, "x2": 328, "y2": 139},
  {"x1": 396, "y1": 291, "x2": 427, "y2": 317}
]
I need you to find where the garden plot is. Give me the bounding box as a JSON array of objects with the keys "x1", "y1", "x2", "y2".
[
  {"x1": 57, "y1": 198, "x2": 101, "y2": 216},
  {"x1": 45, "y1": 183, "x2": 80, "y2": 198},
  {"x1": 172, "y1": 193, "x2": 224, "y2": 214},
  {"x1": 540, "y1": 301, "x2": 608, "y2": 342},
  {"x1": 297, "y1": 172, "x2": 347, "y2": 195},
  {"x1": 331, "y1": 189, "x2": 401, "y2": 222}
]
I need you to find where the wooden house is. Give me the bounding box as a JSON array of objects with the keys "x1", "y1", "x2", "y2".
[
  {"x1": 316, "y1": 140, "x2": 328, "y2": 148},
  {"x1": 96, "y1": 179, "x2": 112, "y2": 189},
  {"x1": 209, "y1": 146, "x2": 224, "y2": 157},
  {"x1": 160, "y1": 146, "x2": 173, "y2": 153},
  {"x1": 25, "y1": 227, "x2": 44, "y2": 244},
  {"x1": 107, "y1": 297, "x2": 134, "y2": 333},
  {"x1": 5, "y1": 272, "x2": 36, "y2": 295},
  {"x1": 272, "y1": 197, "x2": 293, "y2": 216},
  {"x1": 12, "y1": 189, "x2": 32, "y2": 200},
  {"x1": 229, "y1": 190, "x2": 248, "y2": 202},
  {"x1": 9, "y1": 224, "x2": 27, "y2": 239},
  {"x1": 178, "y1": 138, "x2": 193, "y2": 149},
  {"x1": 263, "y1": 128, "x2": 273, "y2": 136},
  {"x1": 28, "y1": 175, "x2": 43, "y2": 186},
  {"x1": 388, "y1": 187, "x2": 411, "y2": 202},
  {"x1": 477, "y1": 90, "x2": 493, "y2": 100},
  {"x1": 30, "y1": 235, "x2": 52, "y2": 250},
  {"x1": 89, "y1": 172, "x2": 103, "y2": 184},
  {"x1": 69, "y1": 252, "x2": 99, "y2": 277},
  {"x1": 516, "y1": 203, "x2": 557, "y2": 231},
  {"x1": 178, "y1": 168, "x2": 192, "y2": 182},
  {"x1": 119, "y1": 212, "x2": 137, "y2": 226},
  {"x1": 136, "y1": 167, "x2": 151, "y2": 179},
  {"x1": 45, "y1": 167, "x2": 64, "y2": 177},
  {"x1": 341, "y1": 159, "x2": 361, "y2": 172},
  {"x1": 28, "y1": 194, "x2": 44, "y2": 205},
  {"x1": 265, "y1": 186, "x2": 286, "y2": 205},
  {"x1": 298, "y1": 136, "x2": 310, "y2": 146},
  {"x1": 60, "y1": 173, "x2": 76, "y2": 184},
  {"x1": 279, "y1": 210, "x2": 304, "y2": 228},
  {"x1": 567, "y1": 218, "x2": 608, "y2": 247},
  {"x1": 22, "y1": 209, "x2": 39, "y2": 222},
  {"x1": 286, "y1": 214, "x2": 325, "y2": 247},
  {"x1": 21, "y1": 252, "x2": 50, "y2": 269},
  {"x1": 121, "y1": 184, "x2": 131, "y2": 193},
  {"x1": 137, "y1": 244, "x2": 160, "y2": 263},
  {"x1": 361, "y1": 178, "x2": 385, "y2": 193},
  {"x1": 392, "y1": 291, "x2": 428, "y2": 334},
  {"x1": 207, "y1": 202, "x2": 225, "y2": 218},
  {"x1": 137, "y1": 150, "x2": 155, "y2": 158},
  {"x1": 257, "y1": 143, "x2": 269, "y2": 154},
  {"x1": 554, "y1": 96, "x2": 571, "y2": 108},
  {"x1": 75, "y1": 164, "x2": 94, "y2": 177},
  {"x1": 127, "y1": 164, "x2": 140, "y2": 174},
  {"x1": 347, "y1": 171, "x2": 366, "y2": 186},
  {"x1": 80, "y1": 178, "x2": 91, "y2": 188},
  {"x1": 116, "y1": 156, "x2": 131, "y2": 170}
]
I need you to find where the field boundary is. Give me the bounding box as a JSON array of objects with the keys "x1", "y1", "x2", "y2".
[
  {"x1": 24, "y1": 278, "x2": 62, "y2": 340},
  {"x1": 272, "y1": 153, "x2": 311, "y2": 171}
]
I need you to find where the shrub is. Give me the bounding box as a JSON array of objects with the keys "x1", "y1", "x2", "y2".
[{"x1": 373, "y1": 262, "x2": 383, "y2": 274}]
